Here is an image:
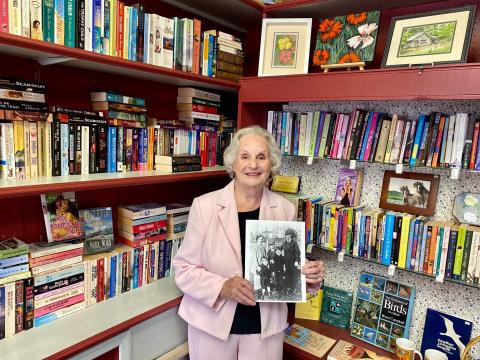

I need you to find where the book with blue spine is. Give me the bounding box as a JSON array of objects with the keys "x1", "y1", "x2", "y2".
[
  {"x1": 79, "y1": 207, "x2": 114, "y2": 255},
  {"x1": 107, "y1": 126, "x2": 117, "y2": 172},
  {"x1": 410, "y1": 114, "x2": 427, "y2": 166},
  {"x1": 0, "y1": 254, "x2": 28, "y2": 268},
  {"x1": 351, "y1": 272, "x2": 415, "y2": 352},
  {"x1": 420, "y1": 308, "x2": 472, "y2": 360}
]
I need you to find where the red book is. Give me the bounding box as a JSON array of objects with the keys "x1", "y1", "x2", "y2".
[
  {"x1": 117, "y1": 1, "x2": 125, "y2": 58},
  {"x1": 117, "y1": 233, "x2": 166, "y2": 248},
  {"x1": 431, "y1": 115, "x2": 446, "y2": 167},
  {"x1": 469, "y1": 121, "x2": 480, "y2": 169},
  {"x1": 192, "y1": 19, "x2": 201, "y2": 74},
  {"x1": 97, "y1": 258, "x2": 105, "y2": 302}
]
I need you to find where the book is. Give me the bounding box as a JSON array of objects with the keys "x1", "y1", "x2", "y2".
[
  {"x1": 154, "y1": 154, "x2": 201, "y2": 165},
  {"x1": 327, "y1": 340, "x2": 391, "y2": 360},
  {"x1": 320, "y1": 285, "x2": 353, "y2": 329},
  {"x1": 351, "y1": 272, "x2": 415, "y2": 352},
  {"x1": 0, "y1": 238, "x2": 29, "y2": 260},
  {"x1": 420, "y1": 308, "x2": 472, "y2": 360},
  {"x1": 117, "y1": 203, "x2": 166, "y2": 220},
  {"x1": 295, "y1": 288, "x2": 323, "y2": 320},
  {"x1": 40, "y1": 192, "x2": 83, "y2": 243},
  {"x1": 335, "y1": 168, "x2": 364, "y2": 206},
  {"x1": 284, "y1": 323, "x2": 336, "y2": 358},
  {"x1": 79, "y1": 207, "x2": 114, "y2": 254}
]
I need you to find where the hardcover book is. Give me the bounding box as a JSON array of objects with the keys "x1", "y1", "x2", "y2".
[
  {"x1": 320, "y1": 285, "x2": 353, "y2": 329},
  {"x1": 327, "y1": 340, "x2": 391, "y2": 360},
  {"x1": 284, "y1": 323, "x2": 336, "y2": 358},
  {"x1": 79, "y1": 207, "x2": 114, "y2": 254},
  {"x1": 420, "y1": 308, "x2": 472, "y2": 360},
  {"x1": 351, "y1": 272, "x2": 415, "y2": 352},
  {"x1": 41, "y1": 192, "x2": 83, "y2": 243},
  {"x1": 335, "y1": 168, "x2": 364, "y2": 206}
]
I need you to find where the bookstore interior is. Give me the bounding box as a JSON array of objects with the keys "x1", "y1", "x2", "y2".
[{"x1": 1, "y1": 0, "x2": 480, "y2": 359}]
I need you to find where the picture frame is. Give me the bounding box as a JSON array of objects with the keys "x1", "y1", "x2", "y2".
[
  {"x1": 381, "y1": 6, "x2": 476, "y2": 68},
  {"x1": 258, "y1": 18, "x2": 312, "y2": 76},
  {"x1": 379, "y1": 171, "x2": 439, "y2": 216}
]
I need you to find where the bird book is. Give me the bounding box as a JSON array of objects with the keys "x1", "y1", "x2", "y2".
[
  {"x1": 41, "y1": 192, "x2": 83, "y2": 243},
  {"x1": 351, "y1": 272, "x2": 415, "y2": 352},
  {"x1": 320, "y1": 285, "x2": 353, "y2": 329},
  {"x1": 420, "y1": 308, "x2": 472, "y2": 360}
]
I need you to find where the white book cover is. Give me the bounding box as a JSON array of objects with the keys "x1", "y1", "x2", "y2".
[
  {"x1": 152, "y1": 14, "x2": 162, "y2": 66},
  {"x1": 245, "y1": 220, "x2": 306, "y2": 302},
  {"x1": 8, "y1": 0, "x2": 21, "y2": 35},
  {"x1": 437, "y1": 223, "x2": 450, "y2": 280},
  {"x1": 81, "y1": 125, "x2": 90, "y2": 174},
  {"x1": 298, "y1": 113, "x2": 307, "y2": 156},
  {"x1": 21, "y1": 0, "x2": 31, "y2": 37},
  {"x1": 29, "y1": 121, "x2": 38, "y2": 178},
  {"x1": 451, "y1": 113, "x2": 468, "y2": 168},
  {"x1": 44, "y1": 121, "x2": 53, "y2": 177},
  {"x1": 84, "y1": 0, "x2": 93, "y2": 51},
  {"x1": 304, "y1": 112, "x2": 313, "y2": 157},
  {"x1": 284, "y1": 112, "x2": 291, "y2": 155},
  {"x1": 467, "y1": 230, "x2": 479, "y2": 283},
  {"x1": 60, "y1": 122, "x2": 69, "y2": 176},
  {"x1": 181, "y1": 18, "x2": 189, "y2": 72},
  {"x1": 30, "y1": 0, "x2": 43, "y2": 40},
  {"x1": 161, "y1": 16, "x2": 174, "y2": 69}
]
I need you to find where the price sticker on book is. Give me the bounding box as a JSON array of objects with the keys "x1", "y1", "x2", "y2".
[
  {"x1": 338, "y1": 251, "x2": 345, "y2": 263},
  {"x1": 387, "y1": 264, "x2": 396, "y2": 277},
  {"x1": 450, "y1": 168, "x2": 460, "y2": 180},
  {"x1": 307, "y1": 156, "x2": 313, "y2": 165},
  {"x1": 395, "y1": 163, "x2": 403, "y2": 174},
  {"x1": 349, "y1": 160, "x2": 356, "y2": 170}
]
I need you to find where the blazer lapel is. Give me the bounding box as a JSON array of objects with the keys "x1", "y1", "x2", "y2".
[{"x1": 259, "y1": 186, "x2": 278, "y2": 220}]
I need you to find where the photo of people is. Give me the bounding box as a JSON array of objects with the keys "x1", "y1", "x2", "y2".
[{"x1": 245, "y1": 220, "x2": 306, "y2": 302}]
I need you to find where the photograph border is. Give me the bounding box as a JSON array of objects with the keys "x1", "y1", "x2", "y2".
[
  {"x1": 258, "y1": 18, "x2": 312, "y2": 76},
  {"x1": 379, "y1": 170, "x2": 439, "y2": 216},
  {"x1": 381, "y1": 6, "x2": 476, "y2": 68}
]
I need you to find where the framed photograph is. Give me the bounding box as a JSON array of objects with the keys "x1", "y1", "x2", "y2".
[
  {"x1": 379, "y1": 171, "x2": 439, "y2": 216},
  {"x1": 382, "y1": 6, "x2": 476, "y2": 68},
  {"x1": 245, "y1": 220, "x2": 306, "y2": 302},
  {"x1": 258, "y1": 18, "x2": 312, "y2": 76},
  {"x1": 312, "y1": 11, "x2": 380, "y2": 68}
]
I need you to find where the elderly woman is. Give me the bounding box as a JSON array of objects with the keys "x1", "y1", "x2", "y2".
[{"x1": 173, "y1": 125, "x2": 326, "y2": 360}]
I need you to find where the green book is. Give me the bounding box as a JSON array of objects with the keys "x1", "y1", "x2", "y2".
[
  {"x1": 453, "y1": 224, "x2": 467, "y2": 279},
  {"x1": 318, "y1": 114, "x2": 331, "y2": 158},
  {"x1": 320, "y1": 285, "x2": 353, "y2": 329},
  {"x1": 42, "y1": 0, "x2": 55, "y2": 43},
  {"x1": 460, "y1": 227, "x2": 473, "y2": 281}
]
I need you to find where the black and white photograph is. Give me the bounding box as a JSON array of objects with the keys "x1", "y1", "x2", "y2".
[{"x1": 245, "y1": 220, "x2": 306, "y2": 302}]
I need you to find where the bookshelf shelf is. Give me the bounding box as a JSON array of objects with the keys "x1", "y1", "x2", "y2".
[
  {"x1": 0, "y1": 167, "x2": 228, "y2": 199},
  {"x1": 0, "y1": 33, "x2": 240, "y2": 93},
  {"x1": 0, "y1": 277, "x2": 182, "y2": 360}
]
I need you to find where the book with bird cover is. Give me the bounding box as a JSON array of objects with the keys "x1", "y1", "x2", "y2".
[
  {"x1": 351, "y1": 272, "x2": 415, "y2": 352},
  {"x1": 420, "y1": 308, "x2": 472, "y2": 360}
]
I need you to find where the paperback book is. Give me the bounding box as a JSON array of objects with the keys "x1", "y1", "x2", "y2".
[
  {"x1": 284, "y1": 323, "x2": 336, "y2": 358},
  {"x1": 79, "y1": 207, "x2": 114, "y2": 254},
  {"x1": 295, "y1": 288, "x2": 323, "y2": 320},
  {"x1": 320, "y1": 285, "x2": 354, "y2": 329},
  {"x1": 335, "y1": 168, "x2": 364, "y2": 206},
  {"x1": 41, "y1": 192, "x2": 83, "y2": 243},
  {"x1": 327, "y1": 340, "x2": 391, "y2": 360},
  {"x1": 351, "y1": 272, "x2": 415, "y2": 352}
]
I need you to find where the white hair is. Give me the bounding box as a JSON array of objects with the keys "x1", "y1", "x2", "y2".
[{"x1": 223, "y1": 125, "x2": 282, "y2": 179}]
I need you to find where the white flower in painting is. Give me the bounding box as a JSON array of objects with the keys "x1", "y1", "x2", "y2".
[
  {"x1": 464, "y1": 212, "x2": 477, "y2": 223},
  {"x1": 347, "y1": 23, "x2": 378, "y2": 49}
]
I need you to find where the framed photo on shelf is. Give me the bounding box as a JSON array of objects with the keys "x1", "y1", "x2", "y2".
[
  {"x1": 379, "y1": 171, "x2": 439, "y2": 216},
  {"x1": 258, "y1": 18, "x2": 312, "y2": 76},
  {"x1": 381, "y1": 6, "x2": 476, "y2": 68}
]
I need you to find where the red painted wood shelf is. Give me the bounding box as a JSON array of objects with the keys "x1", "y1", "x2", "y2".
[
  {"x1": 0, "y1": 167, "x2": 228, "y2": 199},
  {"x1": 0, "y1": 33, "x2": 240, "y2": 93},
  {"x1": 284, "y1": 320, "x2": 394, "y2": 360}
]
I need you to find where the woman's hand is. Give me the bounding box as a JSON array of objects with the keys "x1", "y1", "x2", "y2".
[
  {"x1": 220, "y1": 276, "x2": 256, "y2": 306},
  {"x1": 302, "y1": 260, "x2": 326, "y2": 290}
]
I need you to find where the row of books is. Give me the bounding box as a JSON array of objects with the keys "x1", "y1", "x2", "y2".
[
  {"x1": 267, "y1": 110, "x2": 476, "y2": 169},
  {"x1": 0, "y1": 0, "x2": 244, "y2": 80}
]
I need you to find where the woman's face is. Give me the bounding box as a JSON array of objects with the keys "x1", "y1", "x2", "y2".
[{"x1": 233, "y1": 134, "x2": 272, "y2": 189}]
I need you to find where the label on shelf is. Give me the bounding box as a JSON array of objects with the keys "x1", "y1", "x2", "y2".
[
  {"x1": 307, "y1": 156, "x2": 313, "y2": 165},
  {"x1": 450, "y1": 168, "x2": 460, "y2": 180},
  {"x1": 349, "y1": 160, "x2": 356, "y2": 170},
  {"x1": 395, "y1": 164, "x2": 403, "y2": 174},
  {"x1": 388, "y1": 264, "x2": 396, "y2": 277},
  {"x1": 338, "y1": 251, "x2": 345, "y2": 263}
]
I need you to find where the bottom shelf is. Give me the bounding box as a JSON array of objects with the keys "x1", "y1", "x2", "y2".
[
  {"x1": 284, "y1": 319, "x2": 394, "y2": 360},
  {"x1": 0, "y1": 276, "x2": 182, "y2": 360}
]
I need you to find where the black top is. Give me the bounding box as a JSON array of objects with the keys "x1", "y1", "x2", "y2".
[{"x1": 230, "y1": 207, "x2": 261, "y2": 335}]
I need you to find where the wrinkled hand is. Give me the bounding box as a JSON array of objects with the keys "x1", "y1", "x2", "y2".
[
  {"x1": 220, "y1": 276, "x2": 256, "y2": 306},
  {"x1": 302, "y1": 260, "x2": 326, "y2": 291}
]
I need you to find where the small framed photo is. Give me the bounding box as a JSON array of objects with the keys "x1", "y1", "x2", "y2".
[
  {"x1": 379, "y1": 171, "x2": 439, "y2": 216},
  {"x1": 258, "y1": 18, "x2": 312, "y2": 76},
  {"x1": 382, "y1": 6, "x2": 476, "y2": 68}
]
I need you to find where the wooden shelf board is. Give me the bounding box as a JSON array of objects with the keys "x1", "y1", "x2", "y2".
[
  {"x1": 0, "y1": 33, "x2": 240, "y2": 93},
  {"x1": 0, "y1": 277, "x2": 183, "y2": 360},
  {"x1": 0, "y1": 167, "x2": 228, "y2": 198},
  {"x1": 263, "y1": 0, "x2": 444, "y2": 17},
  {"x1": 239, "y1": 63, "x2": 480, "y2": 102},
  {"x1": 162, "y1": 0, "x2": 263, "y2": 32}
]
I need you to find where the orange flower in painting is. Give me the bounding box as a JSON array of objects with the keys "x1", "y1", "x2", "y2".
[
  {"x1": 346, "y1": 13, "x2": 367, "y2": 25},
  {"x1": 338, "y1": 52, "x2": 361, "y2": 64},
  {"x1": 313, "y1": 49, "x2": 330, "y2": 65},
  {"x1": 318, "y1": 19, "x2": 343, "y2": 41}
]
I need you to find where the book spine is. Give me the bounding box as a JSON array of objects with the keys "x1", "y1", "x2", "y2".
[
  {"x1": 54, "y1": 0, "x2": 65, "y2": 45},
  {"x1": 33, "y1": 301, "x2": 85, "y2": 327}
]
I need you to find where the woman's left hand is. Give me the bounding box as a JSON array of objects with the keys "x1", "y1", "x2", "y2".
[{"x1": 301, "y1": 260, "x2": 326, "y2": 287}]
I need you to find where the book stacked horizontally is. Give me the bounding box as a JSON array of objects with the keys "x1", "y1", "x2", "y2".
[
  {"x1": 0, "y1": 238, "x2": 32, "y2": 339},
  {"x1": 166, "y1": 203, "x2": 191, "y2": 240},
  {"x1": 28, "y1": 241, "x2": 85, "y2": 328},
  {"x1": 204, "y1": 30, "x2": 244, "y2": 82},
  {"x1": 177, "y1": 87, "x2": 221, "y2": 128},
  {"x1": 155, "y1": 154, "x2": 202, "y2": 173}
]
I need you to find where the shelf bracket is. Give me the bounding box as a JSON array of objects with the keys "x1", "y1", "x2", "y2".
[{"x1": 36, "y1": 56, "x2": 73, "y2": 66}]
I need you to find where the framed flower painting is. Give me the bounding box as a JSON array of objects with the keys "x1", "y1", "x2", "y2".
[
  {"x1": 312, "y1": 11, "x2": 380, "y2": 68},
  {"x1": 258, "y1": 18, "x2": 312, "y2": 76}
]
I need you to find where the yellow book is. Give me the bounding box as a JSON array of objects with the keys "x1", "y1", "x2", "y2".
[
  {"x1": 295, "y1": 289, "x2": 323, "y2": 320},
  {"x1": 13, "y1": 121, "x2": 25, "y2": 179},
  {"x1": 398, "y1": 214, "x2": 413, "y2": 268},
  {"x1": 328, "y1": 206, "x2": 336, "y2": 250}
]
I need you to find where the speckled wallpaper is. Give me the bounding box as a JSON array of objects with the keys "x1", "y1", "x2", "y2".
[{"x1": 280, "y1": 100, "x2": 480, "y2": 351}]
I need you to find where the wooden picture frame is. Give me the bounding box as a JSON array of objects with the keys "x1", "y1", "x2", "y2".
[
  {"x1": 258, "y1": 18, "x2": 312, "y2": 76},
  {"x1": 379, "y1": 171, "x2": 439, "y2": 216},
  {"x1": 382, "y1": 6, "x2": 476, "y2": 68}
]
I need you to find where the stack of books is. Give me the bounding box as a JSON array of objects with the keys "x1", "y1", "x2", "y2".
[
  {"x1": 177, "y1": 87, "x2": 221, "y2": 128},
  {"x1": 29, "y1": 241, "x2": 85, "y2": 328},
  {"x1": 155, "y1": 154, "x2": 202, "y2": 173},
  {"x1": 166, "y1": 203, "x2": 191, "y2": 240}
]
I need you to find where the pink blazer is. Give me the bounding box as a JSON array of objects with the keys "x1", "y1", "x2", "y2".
[{"x1": 173, "y1": 180, "x2": 296, "y2": 341}]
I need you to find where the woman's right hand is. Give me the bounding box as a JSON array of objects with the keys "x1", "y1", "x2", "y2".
[{"x1": 220, "y1": 276, "x2": 256, "y2": 306}]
